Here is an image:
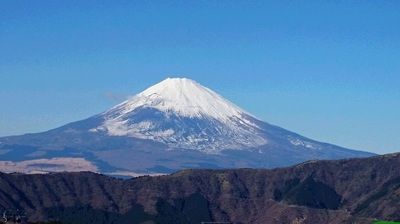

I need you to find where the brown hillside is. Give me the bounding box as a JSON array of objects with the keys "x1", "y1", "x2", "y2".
[{"x1": 1, "y1": 153, "x2": 399, "y2": 223}]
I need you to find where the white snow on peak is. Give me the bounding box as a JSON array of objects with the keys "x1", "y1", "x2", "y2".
[
  {"x1": 111, "y1": 77, "x2": 253, "y2": 121},
  {"x1": 95, "y1": 77, "x2": 267, "y2": 152}
]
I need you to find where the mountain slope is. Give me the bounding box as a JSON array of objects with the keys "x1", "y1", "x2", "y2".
[
  {"x1": 0, "y1": 78, "x2": 375, "y2": 174},
  {"x1": 94, "y1": 78, "x2": 267, "y2": 152},
  {"x1": 0, "y1": 153, "x2": 399, "y2": 223}
]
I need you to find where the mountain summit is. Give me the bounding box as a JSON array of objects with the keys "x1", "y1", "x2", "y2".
[
  {"x1": 114, "y1": 77, "x2": 249, "y2": 119},
  {"x1": 93, "y1": 78, "x2": 266, "y2": 152},
  {"x1": 0, "y1": 78, "x2": 375, "y2": 175}
]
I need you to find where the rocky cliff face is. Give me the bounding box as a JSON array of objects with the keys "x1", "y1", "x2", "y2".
[{"x1": 1, "y1": 153, "x2": 399, "y2": 223}]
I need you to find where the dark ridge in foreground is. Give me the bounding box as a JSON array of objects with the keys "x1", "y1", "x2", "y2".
[{"x1": 1, "y1": 153, "x2": 400, "y2": 223}]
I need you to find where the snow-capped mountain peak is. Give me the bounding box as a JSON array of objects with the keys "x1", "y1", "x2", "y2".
[
  {"x1": 94, "y1": 78, "x2": 267, "y2": 152},
  {"x1": 113, "y1": 77, "x2": 251, "y2": 121},
  {"x1": 0, "y1": 78, "x2": 376, "y2": 175}
]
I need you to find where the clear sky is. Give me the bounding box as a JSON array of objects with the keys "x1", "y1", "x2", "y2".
[{"x1": 1, "y1": 1, "x2": 399, "y2": 154}]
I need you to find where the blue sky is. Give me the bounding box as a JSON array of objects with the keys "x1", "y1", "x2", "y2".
[{"x1": 1, "y1": 1, "x2": 399, "y2": 154}]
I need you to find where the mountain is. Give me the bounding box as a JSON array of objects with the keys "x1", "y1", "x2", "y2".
[
  {"x1": 1, "y1": 153, "x2": 400, "y2": 223},
  {"x1": 94, "y1": 77, "x2": 267, "y2": 152},
  {"x1": 0, "y1": 78, "x2": 375, "y2": 175}
]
